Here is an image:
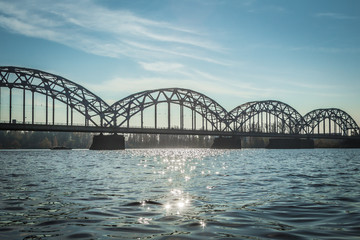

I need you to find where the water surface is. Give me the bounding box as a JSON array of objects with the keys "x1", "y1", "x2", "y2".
[{"x1": 0, "y1": 149, "x2": 359, "y2": 239}]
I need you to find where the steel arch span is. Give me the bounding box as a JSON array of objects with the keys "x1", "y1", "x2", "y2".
[
  {"x1": 108, "y1": 88, "x2": 231, "y2": 131},
  {"x1": 304, "y1": 108, "x2": 360, "y2": 136},
  {"x1": 0, "y1": 66, "x2": 111, "y2": 126},
  {"x1": 229, "y1": 100, "x2": 306, "y2": 134},
  {"x1": 1, "y1": 66, "x2": 359, "y2": 138}
]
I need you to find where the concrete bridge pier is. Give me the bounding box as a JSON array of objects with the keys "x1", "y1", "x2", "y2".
[
  {"x1": 89, "y1": 133, "x2": 125, "y2": 150},
  {"x1": 211, "y1": 136, "x2": 241, "y2": 149}
]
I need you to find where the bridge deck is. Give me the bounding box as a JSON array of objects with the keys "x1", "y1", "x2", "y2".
[{"x1": 1, "y1": 123, "x2": 359, "y2": 140}]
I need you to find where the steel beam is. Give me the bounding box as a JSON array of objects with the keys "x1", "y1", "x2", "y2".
[{"x1": 23, "y1": 88, "x2": 25, "y2": 124}]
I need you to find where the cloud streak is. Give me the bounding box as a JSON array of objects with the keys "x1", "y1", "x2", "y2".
[
  {"x1": 315, "y1": 12, "x2": 358, "y2": 20},
  {"x1": 0, "y1": 0, "x2": 223, "y2": 63}
]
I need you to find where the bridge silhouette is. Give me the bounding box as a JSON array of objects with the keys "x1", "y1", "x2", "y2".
[{"x1": 0, "y1": 66, "x2": 359, "y2": 147}]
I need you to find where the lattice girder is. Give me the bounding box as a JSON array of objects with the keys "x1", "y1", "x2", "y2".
[
  {"x1": 0, "y1": 66, "x2": 110, "y2": 126},
  {"x1": 304, "y1": 108, "x2": 360, "y2": 136},
  {"x1": 229, "y1": 100, "x2": 305, "y2": 134},
  {"x1": 109, "y1": 88, "x2": 230, "y2": 130}
]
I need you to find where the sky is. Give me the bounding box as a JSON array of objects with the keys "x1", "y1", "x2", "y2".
[{"x1": 0, "y1": 0, "x2": 359, "y2": 125}]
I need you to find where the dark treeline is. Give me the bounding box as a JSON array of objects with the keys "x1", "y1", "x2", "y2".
[
  {"x1": 0, "y1": 131, "x2": 92, "y2": 149},
  {"x1": 3, "y1": 131, "x2": 345, "y2": 149},
  {"x1": 0, "y1": 131, "x2": 215, "y2": 149}
]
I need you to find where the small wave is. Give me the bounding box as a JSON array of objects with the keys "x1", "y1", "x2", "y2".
[
  {"x1": 77, "y1": 197, "x2": 111, "y2": 201},
  {"x1": 37, "y1": 220, "x2": 68, "y2": 226},
  {"x1": 0, "y1": 227, "x2": 13, "y2": 232},
  {"x1": 124, "y1": 200, "x2": 162, "y2": 206},
  {"x1": 103, "y1": 227, "x2": 165, "y2": 234},
  {"x1": 262, "y1": 231, "x2": 305, "y2": 240},
  {"x1": 84, "y1": 211, "x2": 117, "y2": 217},
  {"x1": 3, "y1": 206, "x2": 24, "y2": 211},
  {"x1": 67, "y1": 232, "x2": 94, "y2": 239}
]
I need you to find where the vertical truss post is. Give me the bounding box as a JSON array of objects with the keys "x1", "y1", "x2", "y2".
[
  {"x1": 329, "y1": 117, "x2": 331, "y2": 134},
  {"x1": 45, "y1": 91, "x2": 48, "y2": 125},
  {"x1": 191, "y1": 108, "x2": 194, "y2": 130},
  {"x1": 206, "y1": 113, "x2": 208, "y2": 131},
  {"x1": 266, "y1": 112, "x2": 268, "y2": 133},
  {"x1": 32, "y1": 90, "x2": 34, "y2": 124},
  {"x1": 141, "y1": 107, "x2": 143, "y2": 129},
  {"x1": 9, "y1": 88, "x2": 12, "y2": 123},
  {"x1": 233, "y1": 116, "x2": 236, "y2": 132},
  {"x1": 289, "y1": 117, "x2": 292, "y2": 134},
  {"x1": 269, "y1": 113, "x2": 271, "y2": 133},
  {"x1": 249, "y1": 115, "x2": 252, "y2": 132},
  {"x1": 23, "y1": 88, "x2": 26, "y2": 123},
  {"x1": 66, "y1": 99, "x2": 69, "y2": 126},
  {"x1": 168, "y1": 101, "x2": 171, "y2": 129},
  {"x1": 52, "y1": 97, "x2": 55, "y2": 125},
  {"x1": 85, "y1": 107, "x2": 88, "y2": 126},
  {"x1": 323, "y1": 119, "x2": 325, "y2": 134},
  {"x1": 154, "y1": 103, "x2": 157, "y2": 129},
  {"x1": 202, "y1": 114, "x2": 204, "y2": 130},
  {"x1": 180, "y1": 103, "x2": 184, "y2": 130},
  {"x1": 71, "y1": 107, "x2": 73, "y2": 126},
  {"x1": 194, "y1": 109, "x2": 196, "y2": 130},
  {"x1": 126, "y1": 106, "x2": 130, "y2": 128}
]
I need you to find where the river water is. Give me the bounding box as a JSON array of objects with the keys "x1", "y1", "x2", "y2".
[{"x1": 0, "y1": 149, "x2": 359, "y2": 239}]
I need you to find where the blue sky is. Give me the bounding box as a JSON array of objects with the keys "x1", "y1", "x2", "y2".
[{"x1": 0, "y1": 0, "x2": 359, "y2": 124}]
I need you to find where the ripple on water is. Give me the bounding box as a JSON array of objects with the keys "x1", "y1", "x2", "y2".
[
  {"x1": 2, "y1": 206, "x2": 25, "y2": 211},
  {"x1": 1, "y1": 149, "x2": 360, "y2": 239},
  {"x1": 261, "y1": 231, "x2": 306, "y2": 240},
  {"x1": 37, "y1": 220, "x2": 68, "y2": 226},
  {"x1": 67, "y1": 232, "x2": 95, "y2": 239},
  {"x1": 103, "y1": 226, "x2": 165, "y2": 234},
  {"x1": 84, "y1": 211, "x2": 118, "y2": 217}
]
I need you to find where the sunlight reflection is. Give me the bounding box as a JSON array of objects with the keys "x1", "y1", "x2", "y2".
[
  {"x1": 138, "y1": 217, "x2": 152, "y2": 225},
  {"x1": 170, "y1": 189, "x2": 183, "y2": 195},
  {"x1": 164, "y1": 188, "x2": 191, "y2": 215}
]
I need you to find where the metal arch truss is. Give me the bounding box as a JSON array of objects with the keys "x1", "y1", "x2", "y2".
[
  {"x1": 0, "y1": 66, "x2": 359, "y2": 136},
  {"x1": 108, "y1": 88, "x2": 230, "y2": 131},
  {"x1": 304, "y1": 108, "x2": 360, "y2": 136},
  {"x1": 0, "y1": 66, "x2": 111, "y2": 126},
  {"x1": 229, "y1": 100, "x2": 305, "y2": 134}
]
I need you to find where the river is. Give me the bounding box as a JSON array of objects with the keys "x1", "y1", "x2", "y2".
[{"x1": 0, "y1": 149, "x2": 359, "y2": 239}]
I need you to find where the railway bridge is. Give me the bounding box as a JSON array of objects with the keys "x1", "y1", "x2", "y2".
[{"x1": 1, "y1": 66, "x2": 359, "y2": 149}]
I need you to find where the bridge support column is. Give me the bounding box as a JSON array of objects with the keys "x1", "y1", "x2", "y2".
[
  {"x1": 211, "y1": 136, "x2": 241, "y2": 149},
  {"x1": 90, "y1": 133, "x2": 125, "y2": 150}
]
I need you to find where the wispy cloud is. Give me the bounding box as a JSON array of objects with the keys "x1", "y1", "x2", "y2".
[
  {"x1": 0, "y1": 0, "x2": 223, "y2": 63},
  {"x1": 315, "y1": 12, "x2": 358, "y2": 20},
  {"x1": 139, "y1": 62, "x2": 184, "y2": 72}
]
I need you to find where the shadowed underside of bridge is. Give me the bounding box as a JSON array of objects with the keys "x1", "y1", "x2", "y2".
[{"x1": 1, "y1": 66, "x2": 359, "y2": 139}]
